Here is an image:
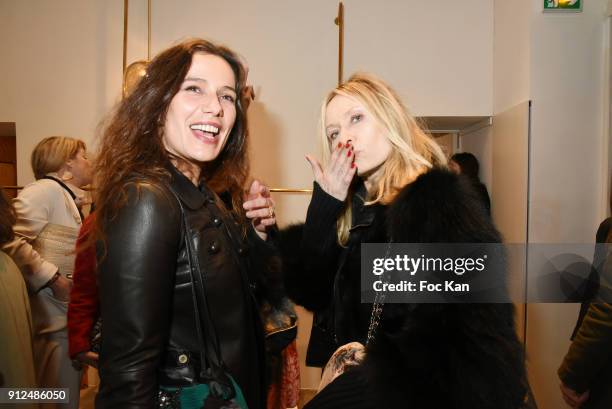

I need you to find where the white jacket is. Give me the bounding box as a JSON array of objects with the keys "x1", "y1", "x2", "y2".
[{"x1": 3, "y1": 175, "x2": 84, "y2": 290}]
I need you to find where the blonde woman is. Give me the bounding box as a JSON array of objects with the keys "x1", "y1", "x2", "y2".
[
  {"x1": 4, "y1": 136, "x2": 92, "y2": 408},
  {"x1": 280, "y1": 74, "x2": 527, "y2": 408}
]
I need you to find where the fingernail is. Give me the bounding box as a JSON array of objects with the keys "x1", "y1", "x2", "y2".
[
  {"x1": 337, "y1": 142, "x2": 342, "y2": 149},
  {"x1": 345, "y1": 141, "x2": 351, "y2": 147},
  {"x1": 351, "y1": 162, "x2": 356, "y2": 168},
  {"x1": 347, "y1": 150, "x2": 352, "y2": 157}
]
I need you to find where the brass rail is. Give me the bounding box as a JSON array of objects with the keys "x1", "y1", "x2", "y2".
[
  {"x1": 269, "y1": 188, "x2": 312, "y2": 194},
  {"x1": 3, "y1": 186, "x2": 312, "y2": 194}
]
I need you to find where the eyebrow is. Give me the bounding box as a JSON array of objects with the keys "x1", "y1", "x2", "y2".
[
  {"x1": 183, "y1": 77, "x2": 237, "y2": 94},
  {"x1": 325, "y1": 106, "x2": 363, "y2": 130}
]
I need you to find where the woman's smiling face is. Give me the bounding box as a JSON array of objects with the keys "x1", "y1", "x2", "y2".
[{"x1": 163, "y1": 52, "x2": 237, "y2": 165}]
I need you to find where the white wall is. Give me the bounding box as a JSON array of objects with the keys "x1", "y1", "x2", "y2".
[
  {"x1": 530, "y1": 1, "x2": 607, "y2": 244},
  {"x1": 493, "y1": 0, "x2": 531, "y2": 115},
  {"x1": 0, "y1": 0, "x2": 124, "y2": 184},
  {"x1": 526, "y1": 1, "x2": 609, "y2": 409},
  {"x1": 343, "y1": 0, "x2": 493, "y2": 116}
]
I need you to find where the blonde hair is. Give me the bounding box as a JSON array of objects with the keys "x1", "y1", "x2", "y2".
[
  {"x1": 319, "y1": 73, "x2": 447, "y2": 245},
  {"x1": 31, "y1": 136, "x2": 86, "y2": 180}
]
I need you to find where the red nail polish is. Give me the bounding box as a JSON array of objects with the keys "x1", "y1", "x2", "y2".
[
  {"x1": 351, "y1": 162, "x2": 356, "y2": 168},
  {"x1": 337, "y1": 142, "x2": 342, "y2": 149},
  {"x1": 347, "y1": 150, "x2": 352, "y2": 157}
]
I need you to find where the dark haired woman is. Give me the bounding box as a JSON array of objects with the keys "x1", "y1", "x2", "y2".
[
  {"x1": 94, "y1": 39, "x2": 280, "y2": 409},
  {"x1": 449, "y1": 152, "x2": 491, "y2": 214}
]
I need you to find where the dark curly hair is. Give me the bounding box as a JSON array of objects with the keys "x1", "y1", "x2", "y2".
[{"x1": 94, "y1": 38, "x2": 250, "y2": 242}]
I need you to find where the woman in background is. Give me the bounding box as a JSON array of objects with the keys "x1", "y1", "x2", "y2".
[
  {"x1": 0, "y1": 187, "x2": 37, "y2": 409},
  {"x1": 449, "y1": 151, "x2": 491, "y2": 214},
  {"x1": 3, "y1": 136, "x2": 92, "y2": 409}
]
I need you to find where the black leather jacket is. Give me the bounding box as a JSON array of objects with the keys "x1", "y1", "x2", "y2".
[{"x1": 96, "y1": 166, "x2": 271, "y2": 409}]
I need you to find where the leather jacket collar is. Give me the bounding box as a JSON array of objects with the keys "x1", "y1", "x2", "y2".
[{"x1": 167, "y1": 164, "x2": 210, "y2": 210}]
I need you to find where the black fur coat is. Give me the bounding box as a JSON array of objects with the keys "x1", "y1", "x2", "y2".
[{"x1": 279, "y1": 169, "x2": 527, "y2": 409}]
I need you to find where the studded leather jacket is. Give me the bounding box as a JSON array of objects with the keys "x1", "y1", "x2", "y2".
[{"x1": 96, "y1": 166, "x2": 271, "y2": 409}]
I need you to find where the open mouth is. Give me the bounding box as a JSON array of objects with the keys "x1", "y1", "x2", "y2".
[{"x1": 190, "y1": 123, "x2": 220, "y2": 141}]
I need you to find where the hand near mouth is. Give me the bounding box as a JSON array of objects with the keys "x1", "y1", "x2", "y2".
[{"x1": 305, "y1": 141, "x2": 356, "y2": 201}]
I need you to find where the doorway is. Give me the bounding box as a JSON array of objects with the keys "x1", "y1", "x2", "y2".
[{"x1": 0, "y1": 123, "x2": 17, "y2": 199}]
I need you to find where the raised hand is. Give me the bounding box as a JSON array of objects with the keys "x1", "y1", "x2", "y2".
[
  {"x1": 305, "y1": 141, "x2": 356, "y2": 201},
  {"x1": 243, "y1": 179, "x2": 276, "y2": 241}
]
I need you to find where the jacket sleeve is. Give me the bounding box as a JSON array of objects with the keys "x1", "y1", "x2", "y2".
[
  {"x1": 592, "y1": 218, "x2": 612, "y2": 289},
  {"x1": 2, "y1": 182, "x2": 61, "y2": 290},
  {"x1": 67, "y1": 214, "x2": 99, "y2": 358},
  {"x1": 96, "y1": 183, "x2": 180, "y2": 409},
  {"x1": 592, "y1": 218, "x2": 611, "y2": 283},
  {"x1": 280, "y1": 182, "x2": 344, "y2": 312},
  {"x1": 246, "y1": 225, "x2": 285, "y2": 309},
  {"x1": 570, "y1": 219, "x2": 612, "y2": 339},
  {"x1": 559, "y1": 302, "x2": 612, "y2": 393}
]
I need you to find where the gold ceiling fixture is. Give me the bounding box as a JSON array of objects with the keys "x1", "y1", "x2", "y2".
[{"x1": 122, "y1": 0, "x2": 151, "y2": 98}]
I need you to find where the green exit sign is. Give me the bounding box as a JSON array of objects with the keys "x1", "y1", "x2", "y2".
[{"x1": 544, "y1": 0, "x2": 582, "y2": 12}]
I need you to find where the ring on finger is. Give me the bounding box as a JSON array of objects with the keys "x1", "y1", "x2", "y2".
[{"x1": 268, "y1": 206, "x2": 274, "y2": 218}]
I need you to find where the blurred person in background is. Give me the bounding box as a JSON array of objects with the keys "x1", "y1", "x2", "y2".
[
  {"x1": 3, "y1": 136, "x2": 93, "y2": 409},
  {"x1": 0, "y1": 187, "x2": 38, "y2": 409},
  {"x1": 558, "y1": 176, "x2": 612, "y2": 409},
  {"x1": 449, "y1": 152, "x2": 491, "y2": 214}
]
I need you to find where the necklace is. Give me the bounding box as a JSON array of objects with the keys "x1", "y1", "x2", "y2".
[{"x1": 366, "y1": 240, "x2": 393, "y2": 345}]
